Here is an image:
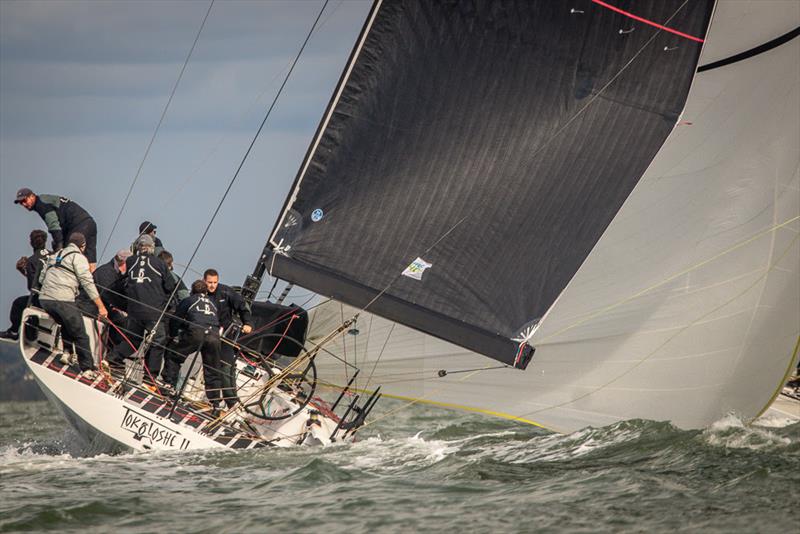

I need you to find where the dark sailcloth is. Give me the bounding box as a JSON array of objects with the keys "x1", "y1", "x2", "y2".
[{"x1": 266, "y1": 0, "x2": 714, "y2": 365}]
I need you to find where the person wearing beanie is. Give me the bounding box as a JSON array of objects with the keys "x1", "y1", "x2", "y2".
[
  {"x1": 135, "y1": 221, "x2": 164, "y2": 257},
  {"x1": 106, "y1": 232, "x2": 176, "y2": 382}
]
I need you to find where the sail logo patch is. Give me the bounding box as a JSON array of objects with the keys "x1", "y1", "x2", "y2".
[
  {"x1": 402, "y1": 257, "x2": 432, "y2": 280},
  {"x1": 311, "y1": 209, "x2": 324, "y2": 222}
]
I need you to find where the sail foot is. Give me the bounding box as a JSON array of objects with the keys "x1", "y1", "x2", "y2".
[{"x1": 268, "y1": 251, "x2": 527, "y2": 367}]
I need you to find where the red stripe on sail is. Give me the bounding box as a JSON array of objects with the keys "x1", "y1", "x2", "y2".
[{"x1": 592, "y1": 0, "x2": 705, "y2": 43}]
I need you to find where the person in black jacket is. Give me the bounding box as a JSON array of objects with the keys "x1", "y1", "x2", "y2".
[
  {"x1": 14, "y1": 188, "x2": 98, "y2": 271},
  {"x1": 88, "y1": 249, "x2": 132, "y2": 348},
  {"x1": 135, "y1": 221, "x2": 164, "y2": 257},
  {"x1": 161, "y1": 280, "x2": 223, "y2": 411},
  {"x1": 106, "y1": 234, "x2": 176, "y2": 381},
  {"x1": 204, "y1": 269, "x2": 252, "y2": 409},
  {"x1": 1, "y1": 229, "x2": 49, "y2": 340}
]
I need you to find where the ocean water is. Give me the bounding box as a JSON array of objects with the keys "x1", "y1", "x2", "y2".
[{"x1": 0, "y1": 400, "x2": 797, "y2": 533}]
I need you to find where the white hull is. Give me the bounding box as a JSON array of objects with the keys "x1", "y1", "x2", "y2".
[{"x1": 19, "y1": 307, "x2": 341, "y2": 453}]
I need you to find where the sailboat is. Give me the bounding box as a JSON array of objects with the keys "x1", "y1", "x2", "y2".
[{"x1": 14, "y1": 0, "x2": 800, "y2": 451}]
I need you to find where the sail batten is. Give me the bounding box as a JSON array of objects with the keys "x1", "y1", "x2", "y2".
[{"x1": 269, "y1": 0, "x2": 715, "y2": 365}]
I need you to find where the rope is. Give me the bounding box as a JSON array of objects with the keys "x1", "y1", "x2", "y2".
[
  {"x1": 99, "y1": 0, "x2": 215, "y2": 262},
  {"x1": 146, "y1": 0, "x2": 330, "y2": 350},
  {"x1": 362, "y1": 322, "x2": 394, "y2": 392},
  {"x1": 157, "y1": 0, "x2": 347, "y2": 210}
]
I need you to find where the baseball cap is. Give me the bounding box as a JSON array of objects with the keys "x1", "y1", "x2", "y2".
[{"x1": 14, "y1": 187, "x2": 34, "y2": 204}]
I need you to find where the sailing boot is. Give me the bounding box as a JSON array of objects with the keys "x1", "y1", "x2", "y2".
[{"x1": 0, "y1": 329, "x2": 18, "y2": 341}]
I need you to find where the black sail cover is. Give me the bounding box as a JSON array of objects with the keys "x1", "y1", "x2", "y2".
[{"x1": 267, "y1": 0, "x2": 714, "y2": 366}]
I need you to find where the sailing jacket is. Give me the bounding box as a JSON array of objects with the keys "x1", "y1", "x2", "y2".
[
  {"x1": 93, "y1": 258, "x2": 128, "y2": 310},
  {"x1": 38, "y1": 243, "x2": 100, "y2": 302},
  {"x1": 207, "y1": 284, "x2": 252, "y2": 330},
  {"x1": 123, "y1": 252, "x2": 176, "y2": 320},
  {"x1": 25, "y1": 249, "x2": 49, "y2": 291},
  {"x1": 33, "y1": 194, "x2": 93, "y2": 251},
  {"x1": 175, "y1": 293, "x2": 220, "y2": 331}
]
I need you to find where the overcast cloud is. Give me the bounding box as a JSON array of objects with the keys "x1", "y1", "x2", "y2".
[{"x1": 0, "y1": 0, "x2": 370, "y2": 321}]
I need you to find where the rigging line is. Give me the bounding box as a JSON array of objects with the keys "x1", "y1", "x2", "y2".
[
  {"x1": 238, "y1": 294, "x2": 325, "y2": 343},
  {"x1": 536, "y1": 215, "x2": 800, "y2": 344},
  {"x1": 340, "y1": 301, "x2": 349, "y2": 382},
  {"x1": 521, "y1": 0, "x2": 692, "y2": 175},
  {"x1": 148, "y1": 0, "x2": 331, "y2": 342},
  {"x1": 39, "y1": 294, "x2": 267, "y2": 385},
  {"x1": 358, "y1": 368, "x2": 483, "y2": 431},
  {"x1": 359, "y1": 313, "x2": 374, "y2": 391},
  {"x1": 358, "y1": 214, "x2": 469, "y2": 315},
  {"x1": 362, "y1": 322, "x2": 394, "y2": 393},
  {"x1": 591, "y1": 0, "x2": 704, "y2": 43},
  {"x1": 158, "y1": 0, "x2": 346, "y2": 210},
  {"x1": 99, "y1": 0, "x2": 215, "y2": 262},
  {"x1": 520, "y1": 231, "x2": 800, "y2": 420},
  {"x1": 304, "y1": 335, "x2": 361, "y2": 370}
]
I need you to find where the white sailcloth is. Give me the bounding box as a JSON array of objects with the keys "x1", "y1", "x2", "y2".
[{"x1": 308, "y1": 1, "x2": 800, "y2": 432}]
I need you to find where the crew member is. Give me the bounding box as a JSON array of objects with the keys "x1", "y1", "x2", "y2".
[
  {"x1": 158, "y1": 250, "x2": 189, "y2": 303},
  {"x1": 38, "y1": 232, "x2": 107, "y2": 378},
  {"x1": 91, "y1": 249, "x2": 132, "y2": 347},
  {"x1": 107, "y1": 234, "x2": 175, "y2": 381},
  {"x1": 136, "y1": 221, "x2": 164, "y2": 257},
  {"x1": 0, "y1": 229, "x2": 49, "y2": 340},
  {"x1": 14, "y1": 188, "x2": 99, "y2": 271},
  {"x1": 162, "y1": 280, "x2": 223, "y2": 413},
  {"x1": 204, "y1": 269, "x2": 252, "y2": 409}
]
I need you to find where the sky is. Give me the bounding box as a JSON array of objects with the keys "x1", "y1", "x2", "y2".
[{"x1": 0, "y1": 0, "x2": 371, "y2": 321}]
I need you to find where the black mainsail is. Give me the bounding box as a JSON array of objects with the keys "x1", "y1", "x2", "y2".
[{"x1": 264, "y1": 0, "x2": 715, "y2": 366}]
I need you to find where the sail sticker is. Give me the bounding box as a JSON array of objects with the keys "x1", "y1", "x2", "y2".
[
  {"x1": 311, "y1": 209, "x2": 324, "y2": 222},
  {"x1": 402, "y1": 257, "x2": 432, "y2": 280}
]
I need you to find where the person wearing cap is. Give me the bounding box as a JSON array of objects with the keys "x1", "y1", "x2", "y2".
[
  {"x1": 38, "y1": 232, "x2": 107, "y2": 379},
  {"x1": 106, "y1": 233, "x2": 176, "y2": 382},
  {"x1": 14, "y1": 188, "x2": 99, "y2": 272},
  {"x1": 135, "y1": 221, "x2": 164, "y2": 257},
  {"x1": 0, "y1": 229, "x2": 49, "y2": 340}
]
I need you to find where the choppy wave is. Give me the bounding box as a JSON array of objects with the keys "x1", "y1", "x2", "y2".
[{"x1": 0, "y1": 401, "x2": 797, "y2": 533}]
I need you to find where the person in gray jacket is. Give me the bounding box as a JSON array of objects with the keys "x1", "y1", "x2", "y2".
[{"x1": 38, "y1": 232, "x2": 107, "y2": 377}]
